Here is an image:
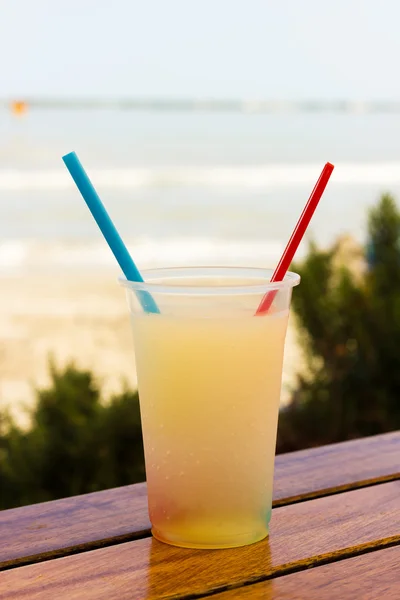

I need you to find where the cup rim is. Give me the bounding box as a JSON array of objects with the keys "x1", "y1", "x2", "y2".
[{"x1": 119, "y1": 266, "x2": 300, "y2": 295}]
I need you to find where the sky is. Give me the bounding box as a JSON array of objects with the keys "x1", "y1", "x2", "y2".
[{"x1": 1, "y1": 0, "x2": 400, "y2": 100}]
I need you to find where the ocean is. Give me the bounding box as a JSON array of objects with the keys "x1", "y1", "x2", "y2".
[{"x1": 1, "y1": 108, "x2": 400, "y2": 275}]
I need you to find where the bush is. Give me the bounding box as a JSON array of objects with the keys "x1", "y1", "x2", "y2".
[
  {"x1": 277, "y1": 194, "x2": 400, "y2": 452},
  {"x1": 0, "y1": 364, "x2": 145, "y2": 510}
]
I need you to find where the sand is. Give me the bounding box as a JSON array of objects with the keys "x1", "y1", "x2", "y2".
[{"x1": 0, "y1": 273, "x2": 303, "y2": 428}]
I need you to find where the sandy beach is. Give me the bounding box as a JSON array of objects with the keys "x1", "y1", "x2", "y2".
[{"x1": 0, "y1": 273, "x2": 302, "y2": 427}]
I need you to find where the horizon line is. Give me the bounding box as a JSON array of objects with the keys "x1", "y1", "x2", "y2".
[{"x1": 2, "y1": 97, "x2": 400, "y2": 114}]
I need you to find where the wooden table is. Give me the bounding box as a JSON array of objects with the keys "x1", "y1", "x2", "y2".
[{"x1": 1, "y1": 431, "x2": 399, "y2": 599}]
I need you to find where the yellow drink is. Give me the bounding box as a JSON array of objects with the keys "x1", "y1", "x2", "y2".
[
  {"x1": 132, "y1": 309, "x2": 288, "y2": 548},
  {"x1": 123, "y1": 267, "x2": 299, "y2": 549}
]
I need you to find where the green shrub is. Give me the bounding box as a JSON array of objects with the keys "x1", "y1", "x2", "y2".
[
  {"x1": 277, "y1": 194, "x2": 400, "y2": 452},
  {"x1": 0, "y1": 364, "x2": 145, "y2": 510}
]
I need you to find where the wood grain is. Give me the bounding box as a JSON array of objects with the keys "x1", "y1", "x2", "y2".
[
  {"x1": 273, "y1": 430, "x2": 400, "y2": 505},
  {"x1": 1, "y1": 481, "x2": 399, "y2": 599},
  {"x1": 1, "y1": 431, "x2": 399, "y2": 570},
  {"x1": 0, "y1": 484, "x2": 150, "y2": 569},
  {"x1": 211, "y1": 545, "x2": 400, "y2": 599}
]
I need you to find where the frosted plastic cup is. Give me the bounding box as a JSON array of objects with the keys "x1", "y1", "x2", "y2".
[{"x1": 121, "y1": 267, "x2": 300, "y2": 549}]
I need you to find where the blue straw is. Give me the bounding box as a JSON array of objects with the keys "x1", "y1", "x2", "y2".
[{"x1": 62, "y1": 151, "x2": 159, "y2": 314}]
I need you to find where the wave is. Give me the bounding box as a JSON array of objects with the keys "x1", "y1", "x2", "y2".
[
  {"x1": 0, "y1": 238, "x2": 287, "y2": 273},
  {"x1": 2, "y1": 162, "x2": 400, "y2": 191}
]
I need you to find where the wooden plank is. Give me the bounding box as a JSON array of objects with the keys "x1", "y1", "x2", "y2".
[
  {"x1": 0, "y1": 481, "x2": 399, "y2": 600},
  {"x1": 211, "y1": 545, "x2": 400, "y2": 599},
  {"x1": 1, "y1": 431, "x2": 398, "y2": 570},
  {"x1": 0, "y1": 484, "x2": 150, "y2": 570},
  {"x1": 273, "y1": 429, "x2": 400, "y2": 505}
]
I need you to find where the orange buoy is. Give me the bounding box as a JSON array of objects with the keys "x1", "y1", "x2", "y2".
[{"x1": 11, "y1": 101, "x2": 28, "y2": 116}]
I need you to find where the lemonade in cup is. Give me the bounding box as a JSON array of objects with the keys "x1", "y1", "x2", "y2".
[
  {"x1": 63, "y1": 152, "x2": 333, "y2": 548},
  {"x1": 122, "y1": 266, "x2": 299, "y2": 548}
]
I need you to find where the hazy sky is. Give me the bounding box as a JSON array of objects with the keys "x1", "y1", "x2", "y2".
[{"x1": 1, "y1": 0, "x2": 400, "y2": 99}]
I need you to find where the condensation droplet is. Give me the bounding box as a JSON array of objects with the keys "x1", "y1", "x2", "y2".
[
  {"x1": 196, "y1": 460, "x2": 200, "y2": 465},
  {"x1": 179, "y1": 471, "x2": 184, "y2": 477},
  {"x1": 166, "y1": 450, "x2": 171, "y2": 456},
  {"x1": 165, "y1": 475, "x2": 170, "y2": 480},
  {"x1": 156, "y1": 465, "x2": 160, "y2": 471}
]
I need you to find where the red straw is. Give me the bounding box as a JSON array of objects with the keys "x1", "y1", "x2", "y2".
[{"x1": 256, "y1": 162, "x2": 335, "y2": 316}]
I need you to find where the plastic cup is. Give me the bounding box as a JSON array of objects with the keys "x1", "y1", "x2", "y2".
[{"x1": 121, "y1": 266, "x2": 300, "y2": 549}]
